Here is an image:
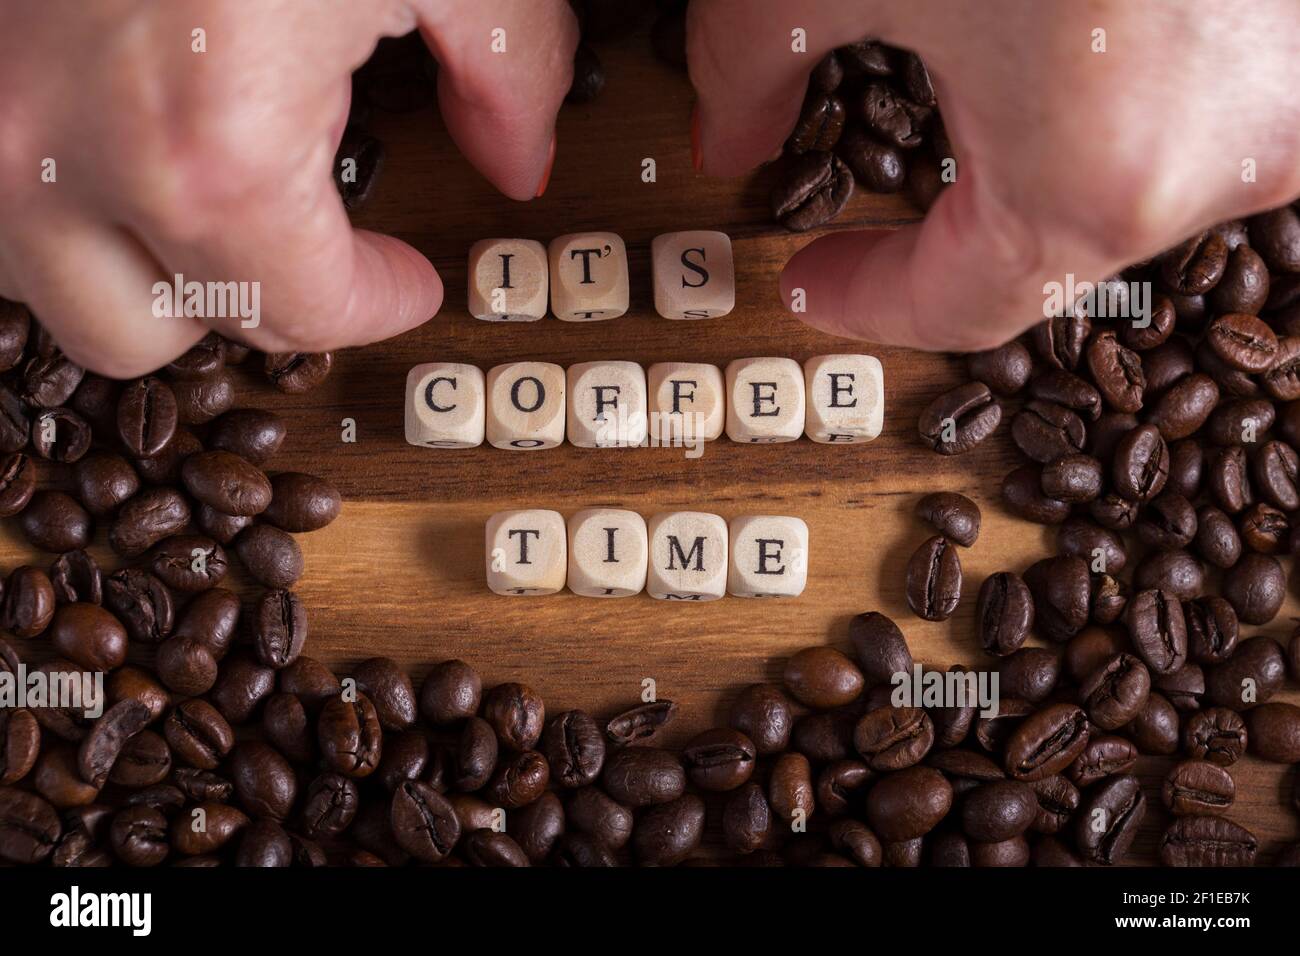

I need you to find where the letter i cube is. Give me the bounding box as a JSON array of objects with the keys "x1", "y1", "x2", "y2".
[
  {"x1": 467, "y1": 239, "x2": 549, "y2": 321},
  {"x1": 548, "y1": 232, "x2": 629, "y2": 321}
]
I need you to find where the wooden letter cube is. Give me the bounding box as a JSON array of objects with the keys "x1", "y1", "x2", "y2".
[
  {"x1": 404, "y1": 363, "x2": 485, "y2": 448},
  {"x1": 566, "y1": 361, "x2": 647, "y2": 448},
  {"x1": 804, "y1": 354, "x2": 884, "y2": 443},
  {"x1": 727, "y1": 515, "x2": 809, "y2": 598},
  {"x1": 467, "y1": 239, "x2": 548, "y2": 321},
  {"x1": 724, "y1": 357, "x2": 806, "y2": 443},
  {"x1": 647, "y1": 362, "x2": 724, "y2": 444},
  {"x1": 646, "y1": 511, "x2": 728, "y2": 602},
  {"x1": 651, "y1": 231, "x2": 735, "y2": 320},
  {"x1": 548, "y1": 232, "x2": 629, "y2": 321},
  {"x1": 485, "y1": 509, "x2": 566, "y2": 595},
  {"x1": 567, "y1": 508, "x2": 648, "y2": 597},
  {"x1": 485, "y1": 361, "x2": 566, "y2": 450}
]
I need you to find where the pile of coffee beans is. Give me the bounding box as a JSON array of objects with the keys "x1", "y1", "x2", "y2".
[
  {"x1": 771, "y1": 39, "x2": 949, "y2": 231},
  {"x1": 909, "y1": 198, "x2": 1300, "y2": 864}
]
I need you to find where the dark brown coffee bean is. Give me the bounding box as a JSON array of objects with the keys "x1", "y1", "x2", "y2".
[
  {"x1": 207, "y1": 408, "x2": 286, "y2": 464},
  {"x1": 116, "y1": 377, "x2": 177, "y2": 457},
  {"x1": 787, "y1": 91, "x2": 845, "y2": 153},
  {"x1": 2, "y1": 566, "x2": 55, "y2": 637},
  {"x1": 1210, "y1": 244, "x2": 1270, "y2": 314},
  {"x1": 108, "y1": 805, "x2": 168, "y2": 866},
  {"x1": 1205, "y1": 635, "x2": 1287, "y2": 708},
  {"x1": 1249, "y1": 205, "x2": 1300, "y2": 271},
  {"x1": 1011, "y1": 400, "x2": 1085, "y2": 463},
  {"x1": 1090, "y1": 573, "x2": 1129, "y2": 624},
  {"x1": 1185, "y1": 596, "x2": 1239, "y2": 664},
  {"x1": 1253, "y1": 440, "x2": 1300, "y2": 508},
  {"x1": 1184, "y1": 707, "x2": 1248, "y2": 765},
  {"x1": 1133, "y1": 551, "x2": 1203, "y2": 601},
  {"x1": 1167, "y1": 438, "x2": 1204, "y2": 499},
  {"x1": 996, "y1": 647, "x2": 1061, "y2": 703},
  {"x1": 264, "y1": 352, "x2": 333, "y2": 393},
  {"x1": 333, "y1": 125, "x2": 385, "y2": 210},
  {"x1": 539, "y1": 710, "x2": 605, "y2": 788},
  {"x1": 78, "y1": 699, "x2": 151, "y2": 787},
  {"x1": 109, "y1": 487, "x2": 190, "y2": 558},
  {"x1": 21, "y1": 352, "x2": 84, "y2": 408},
  {"x1": 1066, "y1": 735, "x2": 1137, "y2": 787},
  {"x1": 601, "y1": 747, "x2": 685, "y2": 808},
  {"x1": 1162, "y1": 759, "x2": 1234, "y2": 815},
  {"x1": 605, "y1": 700, "x2": 677, "y2": 747},
  {"x1": 1002, "y1": 465, "x2": 1071, "y2": 524},
  {"x1": 914, "y1": 491, "x2": 980, "y2": 546},
  {"x1": 1080, "y1": 653, "x2": 1151, "y2": 730},
  {"x1": 836, "y1": 126, "x2": 906, "y2": 191},
  {"x1": 865, "y1": 766, "x2": 952, "y2": 842},
  {"x1": 1112, "y1": 424, "x2": 1169, "y2": 501},
  {"x1": 857, "y1": 81, "x2": 929, "y2": 147},
  {"x1": 352, "y1": 656, "x2": 416, "y2": 731},
  {"x1": 1003, "y1": 703, "x2": 1089, "y2": 781},
  {"x1": 633, "y1": 793, "x2": 704, "y2": 866},
  {"x1": 1261, "y1": 335, "x2": 1300, "y2": 399},
  {"x1": 1245, "y1": 702, "x2": 1300, "y2": 763},
  {"x1": 102, "y1": 569, "x2": 173, "y2": 644},
  {"x1": 1137, "y1": 492, "x2": 1197, "y2": 549},
  {"x1": 1043, "y1": 454, "x2": 1105, "y2": 503},
  {"x1": 1088, "y1": 492, "x2": 1141, "y2": 531},
  {"x1": 853, "y1": 706, "x2": 934, "y2": 771},
  {"x1": 248, "y1": 589, "x2": 307, "y2": 670},
  {"x1": 919, "y1": 382, "x2": 1002, "y2": 455},
  {"x1": 0, "y1": 709, "x2": 40, "y2": 786},
  {"x1": 210, "y1": 653, "x2": 275, "y2": 725},
  {"x1": 263, "y1": 472, "x2": 342, "y2": 532},
  {"x1": 1086, "y1": 330, "x2": 1145, "y2": 413},
  {"x1": 483, "y1": 682, "x2": 545, "y2": 751},
  {"x1": 966, "y1": 340, "x2": 1033, "y2": 396},
  {"x1": 1146, "y1": 372, "x2": 1218, "y2": 440},
  {"x1": 1159, "y1": 816, "x2": 1257, "y2": 867},
  {"x1": 1031, "y1": 312, "x2": 1093, "y2": 370},
  {"x1": 181, "y1": 451, "x2": 272, "y2": 517},
  {"x1": 419, "y1": 659, "x2": 481, "y2": 726},
  {"x1": 1239, "y1": 501, "x2": 1289, "y2": 553},
  {"x1": 50, "y1": 603, "x2": 128, "y2": 672},
  {"x1": 19, "y1": 490, "x2": 91, "y2": 552},
  {"x1": 229, "y1": 741, "x2": 297, "y2": 820},
  {"x1": 1221, "y1": 552, "x2": 1285, "y2": 624},
  {"x1": 49, "y1": 549, "x2": 101, "y2": 605},
  {"x1": 164, "y1": 699, "x2": 233, "y2": 770},
  {"x1": 318, "y1": 694, "x2": 383, "y2": 778},
  {"x1": 1124, "y1": 588, "x2": 1188, "y2": 675},
  {"x1": 1121, "y1": 294, "x2": 1177, "y2": 350},
  {"x1": 1076, "y1": 774, "x2": 1145, "y2": 865},
  {"x1": 1160, "y1": 230, "x2": 1228, "y2": 294},
  {"x1": 1194, "y1": 504, "x2": 1242, "y2": 568},
  {"x1": 976, "y1": 572, "x2": 1033, "y2": 656},
  {"x1": 771, "y1": 151, "x2": 854, "y2": 231},
  {"x1": 729, "y1": 684, "x2": 793, "y2": 755},
  {"x1": 1028, "y1": 368, "x2": 1102, "y2": 420},
  {"x1": 148, "y1": 535, "x2": 228, "y2": 592},
  {"x1": 816, "y1": 759, "x2": 874, "y2": 816},
  {"x1": 1125, "y1": 691, "x2": 1180, "y2": 755},
  {"x1": 1207, "y1": 312, "x2": 1279, "y2": 373},
  {"x1": 1057, "y1": 518, "x2": 1126, "y2": 573},
  {"x1": 0, "y1": 452, "x2": 35, "y2": 517},
  {"x1": 390, "y1": 781, "x2": 458, "y2": 863},
  {"x1": 1023, "y1": 556, "x2": 1090, "y2": 642},
  {"x1": 905, "y1": 535, "x2": 961, "y2": 622}
]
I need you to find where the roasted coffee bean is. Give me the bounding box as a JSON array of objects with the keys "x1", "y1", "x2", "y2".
[
  {"x1": 1112, "y1": 424, "x2": 1169, "y2": 501},
  {"x1": 0, "y1": 299, "x2": 30, "y2": 371},
  {"x1": 299, "y1": 773, "x2": 359, "y2": 839},
  {"x1": 1162, "y1": 759, "x2": 1235, "y2": 815},
  {"x1": 787, "y1": 91, "x2": 846, "y2": 153},
  {"x1": 33, "y1": 744, "x2": 101, "y2": 807},
  {"x1": 245, "y1": 588, "x2": 306, "y2": 670},
  {"x1": 1028, "y1": 775, "x2": 1080, "y2": 834},
  {"x1": 1210, "y1": 244, "x2": 1270, "y2": 313},
  {"x1": 486, "y1": 749, "x2": 551, "y2": 811},
  {"x1": 1011, "y1": 400, "x2": 1085, "y2": 463},
  {"x1": 783, "y1": 646, "x2": 863, "y2": 708},
  {"x1": 827, "y1": 818, "x2": 883, "y2": 867},
  {"x1": 1204, "y1": 398, "x2": 1274, "y2": 446},
  {"x1": 815, "y1": 759, "x2": 873, "y2": 817},
  {"x1": 605, "y1": 700, "x2": 676, "y2": 747},
  {"x1": 263, "y1": 472, "x2": 342, "y2": 532},
  {"x1": 1090, "y1": 573, "x2": 1129, "y2": 625},
  {"x1": 30, "y1": 407, "x2": 91, "y2": 462},
  {"x1": 1157, "y1": 661, "x2": 1203, "y2": 709},
  {"x1": 193, "y1": 504, "x2": 250, "y2": 545},
  {"x1": 350, "y1": 657, "x2": 415, "y2": 732},
  {"x1": 914, "y1": 491, "x2": 980, "y2": 546},
  {"x1": 207, "y1": 408, "x2": 286, "y2": 464},
  {"x1": 1198, "y1": 338, "x2": 1260, "y2": 396},
  {"x1": 836, "y1": 127, "x2": 906, "y2": 192},
  {"x1": 722, "y1": 782, "x2": 775, "y2": 855},
  {"x1": 919, "y1": 382, "x2": 1002, "y2": 455},
  {"x1": 109, "y1": 488, "x2": 190, "y2": 558},
  {"x1": 1245, "y1": 702, "x2": 1300, "y2": 763},
  {"x1": 771, "y1": 151, "x2": 854, "y2": 231},
  {"x1": 50, "y1": 603, "x2": 128, "y2": 672},
  {"x1": 506, "y1": 790, "x2": 563, "y2": 864},
  {"x1": 1057, "y1": 519, "x2": 1125, "y2": 573},
  {"x1": 318, "y1": 694, "x2": 382, "y2": 778},
  {"x1": 976, "y1": 572, "x2": 1033, "y2": 656},
  {"x1": 905, "y1": 535, "x2": 961, "y2": 622},
  {"x1": 1088, "y1": 492, "x2": 1140, "y2": 531},
  {"x1": 333, "y1": 125, "x2": 385, "y2": 209},
  {"x1": 1066, "y1": 627, "x2": 1128, "y2": 684},
  {"x1": 996, "y1": 648, "x2": 1060, "y2": 703},
  {"x1": 865, "y1": 766, "x2": 952, "y2": 842},
  {"x1": 107, "y1": 806, "x2": 168, "y2": 867},
  {"x1": 1146, "y1": 372, "x2": 1218, "y2": 439},
  {"x1": 1086, "y1": 330, "x2": 1145, "y2": 413},
  {"x1": 1133, "y1": 551, "x2": 1203, "y2": 601},
  {"x1": 1160, "y1": 231, "x2": 1228, "y2": 294},
  {"x1": 235, "y1": 819, "x2": 293, "y2": 868},
  {"x1": 210, "y1": 654, "x2": 275, "y2": 725},
  {"x1": 1194, "y1": 505, "x2": 1243, "y2": 568},
  {"x1": 72, "y1": 452, "x2": 136, "y2": 518},
  {"x1": 260, "y1": 694, "x2": 314, "y2": 764},
  {"x1": 264, "y1": 352, "x2": 333, "y2": 394},
  {"x1": 1290, "y1": 628, "x2": 1300, "y2": 682},
  {"x1": 961, "y1": 780, "x2": 1037, "y2": 842},
  {"x1": 0, "y1": 382, "x2": 31, "y2": 452},
  {"x1": 857, "y1": 82, "x2": 928, "y2": 147},
  {"x1": 535, "y1": 710, "x2": 603, "y2": 789},
  {"x1": 277, "y1": 658, "x2": 340, "y2": 717},
  {"x1": 1136, "y1": 493, "x2": 1197, "y2": 549},
  {"x1": 1207, "y1": 636, "x2": 1287, "y2": 711},
  {"x1": 1239, "y1": 501, "x2": 1289, "y2": 553},
  {"x1": 1261, "y1": 336, "x2": 1300, "y2": 399},
  {"x1": 1080, "y1": 653, "x2": 1151, "y2": 730},
  {"x1": 1023, "y1": 556, "x2": 1090, "y2": 642},
  {"x1": 1184, "y1": 707, "x2": 1248, "y2": 766},
  {"x1": 163, "y1": 333, "x2": 226, "y2": 380},
  {"x1": 462, "y1": 828, "x2": 530, "y2": 867},
  {"x1": 967, "y1": 341, "x2": 1033, "y2": 396},
  {"x1": 1159, "y1": 816, "x2": 1257, "y2": 867},
  {"x1": 1253, "y1": 440, "x2": 1300, "y2": 509},
  {"x1": 853, "y1": 706, "x2": 934, "y2": 771},
  {"x1": 1249, "y1": 205, "x2": 1300, "y2": 271},
  {"x1": 602, "y1": 747, "x2": 685, "y2": 808},
  {"x1": 1125, "y1": 587, "x2": 1188, "y2": 675},
  {"x1": 1221, "y1": 552, "x2": 1285, "y2": 624},
  {"x1": 1066, "y1": 735, "x2": 1137, "y2": 786},
  {"x1": 550, "y1": 832, "x2": 617, "y2": 867},
  {"x1": 1028, "y1": 369, "x2": 1103, "y2": 420},
  {"x1": 1041, "y1": 455, "x2": 1104, "y2": 503},
  {"x1": 169, "y1": 801, "x2": 247, "y2": 856},
  {"x1": 78, "y1": 699, "x2": 151, "y2": 787},
  {"x1": 390, "y1": 781, "x2": 459, "y2": 863},
  {"x1": 1003, "y1": 703, "x2": 1089, "y2": 781},
  {"x1": 1121, "y1": 294, "x2": 1177, "y2": 350},
  {"x1": 0, "y1": 451, "x2": 36, "y2": 517},
  {"x1": 229, "y1": 741, "x2": 298, "y2": 820},
  {"x1": 21, "y1": 352, "x2": 84, "y2": 408},
  {"x1": 1184, "y1": 596, "x2": 1239, "y2": 664},
  {"x1": 372, "y1": 729, "x2": 427, "y2": 793},
  {"x1": 49, "y1": 549, "x2": 101, "y2": 605},
  {"x1": 3, "y1": 567, "x2": 55, "y2": 638},
  {"x1": 20, "y1": 490, "x2": 91, "y2": 552},
  {"x1": 133, "y1": 429, "x2": 202, "y2": 486},
  {"x1": 171, "y1": 373, "x2": 234, "y2": 425},
  {"x1": 116, "y1": 377, "x2": 177, "y2": 457},
  {"x1": 729, "y1": 684, "x2": 794, "y2": 754},
  {"x1": 1207, "y1": 312, "x2": 1279, "y2": 373},
  {"x1": 480, "y1": 682, "x2": 544, "y2": 751},
  {"x1": 181, "y1": 451, "x2": 271, "y2": 517},
  {"x1": 449, "y1": 717, "x2": 497, "y2": 792},
  {"x1": 566, "y1": 787, "x2": 633, "y2": 850},
  {"x1": 631, "y1": 792, "x2": 704, "y2": 867},
  {"x1": 679, "y1": 728, "x2": 756, "y2": 793},
  {"x1": 1076, "y1": 774, "x2": 1145, "y2": 865},
  {"x1": 1125, "y1": 691, "x2": 1181, "y2": 755},
  {"x1": 792, "y1": 709, "x2": 857, "y2": 762},
  {"x1": 1209, "y1": 445, "x2": 1254, "y2": 514},
  {"x1": 146, "y1": 535, "x2": 227, "y2": 593},
  {"x1": 0, "y1": 709, "x2": 40, "y2": 785},
  {"x1": 173, "y1": 768, "x2": 234, "y2": 804},
  {"x1": 419, "y1": 659, "x2": 481, "y2": 726},
  {"x1": 164, "y1": 700, "x2": 233, "y2": 771},
  {"x1": 767, "y1": 751, "x2": 816, "y2": 824},
  {"x1": 102, "y1": 569, "x2": 173, "y2": 645},
  {"x1": 1167, "y1": 438, "x2": 1204, "y2": 499},
  {"x1": 1002, "y1": 465, "x2": 1071, "y2": 524}
]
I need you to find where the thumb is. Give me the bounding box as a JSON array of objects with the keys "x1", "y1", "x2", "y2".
[
  {"x1": 778, "y1": 176, "x2": 1115, "y2": 351},
  {"x1": 418, "y1": 0, "x2": 577, "y2": 200}
]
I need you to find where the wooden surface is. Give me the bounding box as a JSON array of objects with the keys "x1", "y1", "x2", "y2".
[{"x1": 4, "y1": 27, "x2": 1297, "y2": 864}]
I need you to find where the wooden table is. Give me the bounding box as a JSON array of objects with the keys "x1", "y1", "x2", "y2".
[{"x1": 5, "y1": 27, "x2": 1296, "y2": 864}]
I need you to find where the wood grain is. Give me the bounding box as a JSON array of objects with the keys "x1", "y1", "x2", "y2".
[{"x1": 3, "y1": 28, "x2": 1296, "y2": 864}]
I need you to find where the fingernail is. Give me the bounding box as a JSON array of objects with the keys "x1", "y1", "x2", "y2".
[
  {"x1": 691, "y1": 105, "x2": 703, "y2": 173},
  {"x1": 535, "y1": 135, "x2": 556, "y2": 198}
]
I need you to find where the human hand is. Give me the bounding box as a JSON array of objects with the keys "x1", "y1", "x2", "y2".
[
  {"x1": 0, "y1": 0, "x2": 576, "y2": 376},
  {"x1": 688, "y1": 0, "x2": 1300, "y2": 350}
]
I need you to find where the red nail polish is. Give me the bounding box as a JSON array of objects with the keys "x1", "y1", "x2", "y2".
[
  {"x1": 691, "y1": 105, "x2": 703, "y2": 173},
  {"x1": 535, "y1": 136, "x2": 556, "y2": 198}
]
